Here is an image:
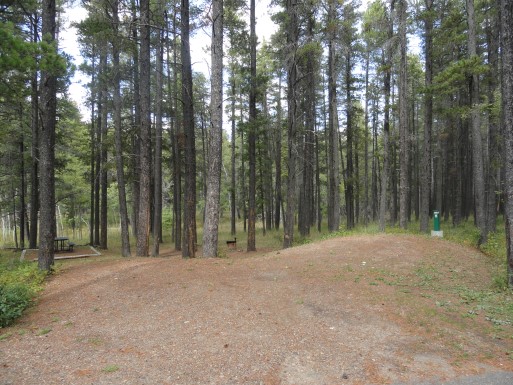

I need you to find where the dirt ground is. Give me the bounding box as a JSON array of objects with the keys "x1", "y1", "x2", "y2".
[{"x1": 1, "y1": 234, "x2": 513, "y2": 385}]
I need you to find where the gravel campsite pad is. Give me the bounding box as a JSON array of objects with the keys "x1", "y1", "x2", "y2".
[{"x1": 1, "y1": 234, "x2": 513, "y2": 384}]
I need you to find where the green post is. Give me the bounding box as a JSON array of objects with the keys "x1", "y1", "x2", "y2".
[{"x1": 433, "y1": 211, "x2": 440, "y2": 231}]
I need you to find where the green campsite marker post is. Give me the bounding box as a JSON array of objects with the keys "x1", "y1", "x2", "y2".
[
  {"x1": 433, "y1": 211, "x2": 440, "y2": 231},
  {"x1": 431, "y1": 210, "x2": 443, "y2": 237}
]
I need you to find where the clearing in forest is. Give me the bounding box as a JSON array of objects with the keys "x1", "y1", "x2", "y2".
[{"x1": 1, "y1": 234, "x2": 513, "y2": 385}]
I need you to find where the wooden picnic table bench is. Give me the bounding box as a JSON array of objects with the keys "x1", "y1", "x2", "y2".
[{"x1": 54, "y1": 237, "x2": 75, "y2": 252}]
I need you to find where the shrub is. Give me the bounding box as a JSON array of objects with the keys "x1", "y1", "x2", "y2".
[
  {"x1": 0, "y1": 284, "x2": 33, "y2": 327},
  {"x1": 0, "y1": 258, "x2": 46, "y2": 328}
]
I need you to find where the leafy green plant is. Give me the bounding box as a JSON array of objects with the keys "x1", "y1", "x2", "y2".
[
  {"x1": 0, "y1": 256, "x2": 46, "y2": 327},
  {"x1": 0, "y1": 284, "x2": 33, "y2": 327}
]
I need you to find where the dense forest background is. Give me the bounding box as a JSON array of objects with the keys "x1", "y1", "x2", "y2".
[{"x1": 1, "y1": 0, "x2": 513, "y2": 283}]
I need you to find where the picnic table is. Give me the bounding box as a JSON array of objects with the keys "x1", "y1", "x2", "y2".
[{"x1": 54, "y1": 237, "x2": 74, "y2": 252}]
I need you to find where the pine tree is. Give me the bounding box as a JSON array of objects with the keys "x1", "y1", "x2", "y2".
[
  {"x1": 203, "y1": 0, "x2": 224, "y2": 257},
  {"x1": 38, "y1": 0, "x2": 58, "y2": 271},
  {"x1": 501, "y1": 0, "x2": 513, "y2": 287}
]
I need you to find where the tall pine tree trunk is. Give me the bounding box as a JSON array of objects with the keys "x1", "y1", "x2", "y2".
[
  {"x1": 327, "y1": 0, "x2": 340, "y2": 232},
  {"x1": 346, "y1": 54, "x2": 355, "y2": 229},
  {"x1": 130, "y1": 0, "x2": 140, "y2": 240},
  {"x1": 274, "y1": 74, "x2": 282, "y2": 230},
  {"x1": 152, "y1": 24, "x2": 164, "y2": 257},
  {"x1": 19, "y1": 134, "x2": 26, "y2": 249},
  {"x1": 379, "y1": 1, "x2": 395, "y2": 232},
  {"x1": 420, "y1": 0, "x2": 433, "y2": 233},
  {"x1": 501, "y1": 0, "x2": 513, "y2": 287},
  {"x1": 112, "y1": 0, "x2": 130, "y2": 257},
  {"x1": 230, "y1": 73, "x2": 237, "y2": 236},
  {"x1": 299, "y1": 6, "x2": 315, "y2": 237},
  {"x1": 283, "y1": 0, "x2": 298, "y2": 248},
  {"x1": 136, "y1": 0, "x2": 152, "y2": 256},
  {"x1": 315, "y1": 123, "x2": 322, "y2": 232},
  {"x1": 100, "y1": 49, "x2": 108, "y2": 250},
  {"x1": 372, "y1": 96, "x2": 378, "y2": 221},
  {"x1": 167, "y1": 9, "x2": 182, "y2": 251},
  {"x1": 203, "y1": 0, "x2": 224, "y2": 257},
  {"x1": 182, "y1": 0, "x2": 197, "y2": 258},
  {"x1": 485, "y1": 4, "x2": 499, "y2": 233},
  {"x1": 29, "y1": 20, "x2": 39, "y2": 249},
  {"x1": 398, "y1": 0, "x2": 409, "y2": 229},
  {"x1": 364, "y1": 50, "x2": 370, "y2": 225},
  {"x1": 263, "y1": 95, "x2": 273, "y2": 231},
  {"x1": 94, "y1": 108, "x2": 101, "y2": 245},
  {"x1": 247, "y1": 0, "x2": 257, "y2": 251},
  {"x1": 89, "y1": 50, "x2": 96, "y2": 246},
  {"x1": 466, "y1": 0, "x2": 487, "y2": 244},
  {"x1": 38, "y1": 0, "x2": 57, "y2": 271}
]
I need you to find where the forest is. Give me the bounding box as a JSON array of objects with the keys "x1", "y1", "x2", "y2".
[{"x1": 1, "y1": 0, "x2": 513, "y2": 286}]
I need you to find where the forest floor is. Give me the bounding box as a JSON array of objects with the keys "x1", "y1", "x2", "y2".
[{"x1": 1, "y1": 234, "x2": 513, "y2": 385}]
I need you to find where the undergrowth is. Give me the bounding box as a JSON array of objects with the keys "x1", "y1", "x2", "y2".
[{"x1": 0, "y1": 253, "x2": 46, "y2": 328}]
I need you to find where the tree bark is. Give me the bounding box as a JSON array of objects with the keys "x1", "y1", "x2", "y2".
[
  {"x1": 379, "y1": 1, "x2": 395, "y2": 232},
  {"x1": 203, "y1": 0, "x2": 224, "y2": 257},
  {"x1": 485, "y1": 2, "x2": 500, "y2": 233},
  {"x1": 263, "y1": 95, "x2": 273, "y2": 231},
  {"x1": 315, "y1": 121, "x2": 322, "y2": 232},
  {"x1": 274, "y1": 74, "x2": 283, "y2": 230},
  {"x1": 283, "y1": 0, "x2": 298, "y2": 248},
  {"x1": 94, "y1": 109, "x2": 100, "y2": 246},
  {"x1": 466, "y1": 0, "x2": 487, "y2": 244},
  {"x1": 327, "y1": 0, "x2": 340, "y2": 233},
  {"x1": 136, "y1": 0, "x2": 152, "y2": 256},
  {"x1": 29, "y1": 14, "x2": 39, "y2": 249},
  {"x1": 130, "y1": 0, "x2": 140, "y2": 240},
  {"x1": 167, "y1": 8, "x2": 182, "y2": 251},
  {"x1": 99, "y1": 49, "x2": 108, "y2": 250},
  {"x1": 364, "y1": 49, "x2": 370, "y2": 225},
  {"x1": 371, "y1": 96, "x2": 378, "y2": 221},
  {"x1": 299, "y1": 5, "x2": 315, "y2": 237},
  {"x1": 38, "y1": 0, "x2": 57, "y2": 271},
  {"x1": 399, "y1": 0, "x2": 409, "y2": 229},
  {"x1": 112, "y1": 0, "x2": 131, "y2": 257},
  {"x1": 20, "y1": 134, "x2": 26, "y2": 250},
  {"x1": 247, "y1": 0, "x2": 257, "y2": 251},
  {"x1": 420, "y1": 0, "x2": 433, "y2": 233},
  {"x1": 89, "y1": 49, "x2": 96, "y2": 246},
  {"x1": 346, "y1": 54, "x2": 355, "y2": 229},
  {"x1": 152, "y1": 13, "x2": 165, "y2": 257},
  {"x1": 182, "y1": 0, "x2": 197, "y2": 258},
  {"x1": 501, "y1": 0, "x2": 513, "y2": 287},
  {"x1": 230, "y1": 73, "x2": 236, "y2": 236}
]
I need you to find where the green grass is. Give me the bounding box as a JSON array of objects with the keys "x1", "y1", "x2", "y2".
[
  {"x1": 37, "y1": 328, "x2": 52, "y2": 336},
  {"x1": 102, "y1": 364, "x2": 119, "y2": 373},
  {"x1": 0, "y1": 332, "x2": 12, "y2": 340}
]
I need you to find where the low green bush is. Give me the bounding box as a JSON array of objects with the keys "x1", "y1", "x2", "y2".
[
  {"x1": 0, "y1": 284, "x2": 33, "y2": 327},
  {"x1": 0, "y1": 257, "x2": 46, "y2": 328}
]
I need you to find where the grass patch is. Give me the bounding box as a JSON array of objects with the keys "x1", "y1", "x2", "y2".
[
  {"x1": 414, "y1": 264, "x2": 441, "y2": 288},
  {"x1": 0, "y1": 332, "x2": 12, "y2": 341},
  {"x1": 87, "y1": 337, "x2": 104, "y2": 346},
  {"x1": 37, "y1": 328, "x2": 52, "y2": 336},
  {"x1": 102, "y1": 364, "x2": 119, "y2": 373}
]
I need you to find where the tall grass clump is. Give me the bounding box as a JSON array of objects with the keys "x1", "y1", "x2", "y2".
[
  {"x1": 442, "y1": 219, "x2": 509, "y2": 291},
  {"x1": 0, "y1": 254, "x2": 46, "y2": 327}
]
